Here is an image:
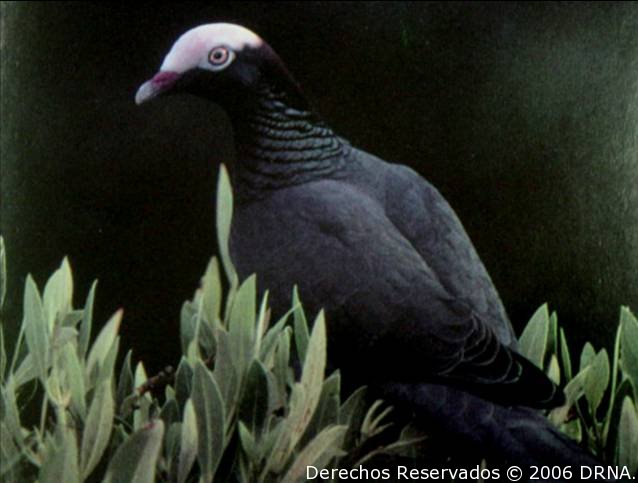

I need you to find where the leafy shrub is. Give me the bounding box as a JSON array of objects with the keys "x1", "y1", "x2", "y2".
[
  {"x1": 1, "y1": 166, "x2": 636, "y2": 481},
  {"x1": 520, "y1": 304, "x2": 638, "y2": 474},
  {"x1": 0, "y1": 167, "x2": 418, "y2": 483}
]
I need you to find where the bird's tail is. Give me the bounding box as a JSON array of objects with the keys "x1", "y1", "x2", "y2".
[{"x1": 375, "y1": 382, "x2": 616, "y2": 482}]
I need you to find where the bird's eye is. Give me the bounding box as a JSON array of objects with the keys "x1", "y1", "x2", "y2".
[{"x1": 208, "y1": 46, "x2": 232, "y2": 68}]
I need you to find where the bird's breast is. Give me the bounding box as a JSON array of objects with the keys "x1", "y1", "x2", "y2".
[{"x1": 229, "y1": 180, "x2": 389, "y2": 317}]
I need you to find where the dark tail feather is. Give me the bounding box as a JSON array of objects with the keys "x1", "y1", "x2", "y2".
[{"x1": 375, "y1": 382, "x2": 612, "y2": 481}]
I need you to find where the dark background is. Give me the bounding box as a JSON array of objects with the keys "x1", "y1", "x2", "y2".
[{"x1": 2, "y1": 2, "x2": 637, "y2": 371}]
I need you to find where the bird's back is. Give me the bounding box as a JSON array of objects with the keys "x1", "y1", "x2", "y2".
[{"x1": 335, "y1": 147, "x2": 518, "y2": 349}]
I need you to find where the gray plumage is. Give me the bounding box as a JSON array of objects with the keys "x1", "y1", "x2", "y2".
[{"x1": 135, "y1": 23, "x2": 605, "y2": 475}]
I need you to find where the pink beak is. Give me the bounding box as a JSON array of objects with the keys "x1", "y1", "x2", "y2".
[{"x1": 135, "y1": 71, "x2": 182, "y2": 105}]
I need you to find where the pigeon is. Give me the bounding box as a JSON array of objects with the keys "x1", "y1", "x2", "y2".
[{"x1": 136, "y1": 23, "x2": 605, "y2": 473}]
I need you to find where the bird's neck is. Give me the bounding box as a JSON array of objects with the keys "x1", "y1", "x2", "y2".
[{"x1": 229, "y1": 87, "x2": 347, "y2": 193}]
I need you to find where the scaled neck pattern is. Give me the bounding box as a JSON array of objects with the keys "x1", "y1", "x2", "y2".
[{"x1": 230, "y1": 85, "x2": 347, "y2": 195}]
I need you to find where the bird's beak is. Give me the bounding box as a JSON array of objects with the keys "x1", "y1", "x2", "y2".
[{"x1": 135, "y1": 71, "x2": 182, "y2": 105}]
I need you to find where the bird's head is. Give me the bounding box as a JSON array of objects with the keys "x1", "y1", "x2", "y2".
[{"x1": 135, "y1": 23, "x2": 306, "y2": 112}]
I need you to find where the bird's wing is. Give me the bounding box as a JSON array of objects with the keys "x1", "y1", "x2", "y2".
[
  {"x1": 347, "y1": 152, "x2": 518, "y2": 349},
  {"x1": 286, "y1": 179, "x2": 561, "y2": 408}
]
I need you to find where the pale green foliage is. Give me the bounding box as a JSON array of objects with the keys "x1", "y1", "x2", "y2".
[
  {"x1": 1, "y1": 163, "x2": 636, "y2": 481},
  {"x1": 0, "y1": 165, "x2": 413, "y2": 482},
  {"x1": 521, "y1": 303, "x2": 638, "y2": 472}
]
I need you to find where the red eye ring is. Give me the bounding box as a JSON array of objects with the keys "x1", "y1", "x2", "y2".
[{"x1": 209, "y1": 46, "x2": 230, "y2": 66}]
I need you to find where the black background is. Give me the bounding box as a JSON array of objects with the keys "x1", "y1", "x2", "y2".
[{"x1": 2, "y1": 2, "x2": 637, "y2": 371}]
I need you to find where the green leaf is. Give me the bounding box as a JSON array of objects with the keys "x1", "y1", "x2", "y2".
[
  {"x1": 201, "y1": 257, "x2": 223, "y2": 326},
  {"x1": 7, "y1": 313, "x2": 27, "y2": 379},
  {"x1": 620, "y1": 307, "x2": 638, "y2": 399},
  {"x1": 174, "y1": 357, "x2": 193, "y2": 410},
  {"x1": 0, "y1": 381, "x2": 23, "y2": 454},
  {"x1": 354, "y1": 437, "x2": 426, "y2": 468},
  {"x1": 197, "y1": 315, "x2": 216, "y2": 361},
  {"x1": 281, "y1": 425, "x2": 347, "y2": 483},
  {"x1": 562, "y1": 418, "x2": 582, "y2": 443},
  {"x1": 266, "y1": 368, "x2": 286, "y2": 418},
  {"x1": 301, "y1": 371, "x2": 341, "y2": 447},
  {"x1": 186, "y1": 293, "x2": 205, "y2": 363},
  {"x1": 604, "y1": 322, "x2": 624, "y2": 443},
  {"x1": 394, "y1": 424, "x2": 429, "y2": 458},
  {"x1": 260, "y1": 309, "x2": 293, "y2": 366},
  {"x1": 0, "y1": 326, "x2": 6, "y2": 381},
  {"x1": 23, "y1": 275, "x2": 50, "y2": 382},
  {"x1": 78, "y1": 281, "x2": 97, "y2": 359},
  {"x1": 547, "y1": 354, "x2": 561, "y2": 385},
  {"x1": 214, "y1": 329, "x2": 239, "y2": 418},
  {"x1": 236, "y1": 454, "x2": 251, "y2": 483},
  {"x1": 274, "y1": 327, "x2": 292, "y2": 398},
  {"x1": 164, "y1": 422, "x2": 182, "y2": 480},
  {"x1": 178, "y1": 399, "x2": 198, "y2": 483},
  {"x1": 180, "y1": 300, "x2": 198, "y2": 356},
  {"x1": 298, "y1": 310, "x2": 327, "y2": 415},
  {"x1": 580, "y1": 342, "x2": 596, "y2": 372},
  {"x1": 559, "y1": 328, "x2": 573, "y2": 381},
  {"x1": 549, "y1": 366, "x2": 589, "y2": 426},
  {"x1": 135, "y1": 361, "x2": 148, "y2": 388},
  {"x1": 268, "y1": 312, "x2": 328, "y2": 474},
  {"x1": 267, "y1": 384, "x2": 306, "y2": 474},
  {"x1": 0, "y1": 236, "x2": 6, "y2": 310},
  {"x1": 46, "y1": 366, "x2": 67, "y2": 408},
  {"x1": 254, "y1": 290, "x2": 270, "y2": 355},
  {"x1": 43, "y1": 257, "x2": 73, "y2": 331},
  {"x1": 238, "y1": 420, "x2": 257, "y2": 461},
  {"x1": 353, "y1": 422, "x2": 427, "y2": 467},
  {"x1": 229, "y1": 274, "x2": 257, "y2": 376},
  {"x1": 81, "y1": 379, "x2": 114, "y2": 479},
  {"x1": 52, "y1": 326, "x2": 78, "y2": 350},
  {"x1": 192, "y1": 361, "x2": 226, "y2": 483},
  {"x1": 292, "y1": 286, "x2": 309, "y2": 365},
  {"x1": 254, "y1": 418, "x2": 281, "y2": 464},
  {"x1": 103, "y1": 420, "x2": 164, "y2": 483},
  {"x1": 39, "y1": 426, "x2": 80, "y2": 483},
  {"x1": 61, "y1": 309, "x2": 83, "y2": 328},
  {"x1": 604, "y1": 378, "x2": 634, "y2": 463},
  {"x1": 584, "y1": 349, "x2": 610, "y2": 414},
  {"x1": 361, "y1": 400, "x2": 393, "y2": 438},
  {"x1": 1, "y1": 421, "x2": 21, "y2": 478},
  {"x1": 134, "y1": 397, "x2": 153, "y2": 432},
  {"x1": 86, "y1": 309, "x2": 122, "y2": 388},
  {"x1": 339, "y1": 386, "x2": 368, "y2": 449},
  {"x1": 109, "y1": 424, "x2": 128, "y2": 453},
  {"x1": 547, "y1": 310, "x2": 558, "y2": 357},
  {"x1": 160, "y1": 397, "x2": 180, "y2": 427},
  {"x1": 134, "y1": 362, "x2": 151, "y2": 430},
  {"x1": 96, "y1": 336, "x2": 120, "y2": 388},
  {"x1": 617, "y1": 396, "x2": 638, "y2": 475},
  {"x1": 116, "y1": 350, "x2": 134, "y2": 410},
  {"x1": 519, "y1": 303, "x2": 549, "y2": 368},
  {"x1": 61, "y1": 344, "x2": 86, "y2": 419},
  {"x1": 239, "y1": 360, "x2": 270, "y2": 438},
  {"x1": 12, "y1": 353, "x2": 37, "y2": 387},
  {"x1": 216, "y1": 164, "x2": 238, "y2": 287}
]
